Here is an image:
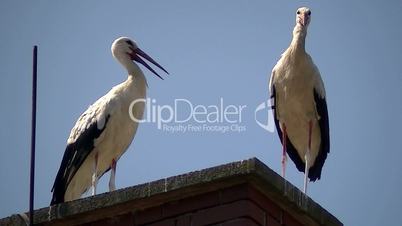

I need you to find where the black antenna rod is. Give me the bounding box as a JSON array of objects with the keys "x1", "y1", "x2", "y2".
[{"x1": 29, "y1": 46, "x2": 38, "y2": 226}]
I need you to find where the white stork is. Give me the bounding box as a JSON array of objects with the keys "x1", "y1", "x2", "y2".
[
  {"x1": 51, "y1": 37, "x2": 168, "y2": 205},
  {"x1": 269, "y1": 7, "x2": 330, "y2": 194}
]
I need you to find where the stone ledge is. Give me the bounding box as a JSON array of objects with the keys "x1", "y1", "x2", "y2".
[{"x1": 0, "y1": 157, "x2": 342, "y2": 226}]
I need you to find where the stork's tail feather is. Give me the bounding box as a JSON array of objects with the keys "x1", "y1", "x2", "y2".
[
  {"x1": 50, "y1": 180, "x2": 66, "y2": 205},
  {"x1": 50, "y1": 193, "x2": 64, "y2": 205},
  {"x1": 307, "y1": 148, "x2": 328, "y2": 182}
]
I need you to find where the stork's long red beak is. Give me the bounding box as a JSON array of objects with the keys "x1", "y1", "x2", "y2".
[{"x1": 130, "y1": 47, "x2": 169, "y2": 80}]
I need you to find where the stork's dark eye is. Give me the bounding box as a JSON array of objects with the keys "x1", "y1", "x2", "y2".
[
  {"x1": 308, "y1": 11, "x2": 311, "y2": 16},
  {"x1": 126, "y1": 40, "x2": 134, "y2": 47},
  {"x1": 297, "y1": 10, "x2": 300, "y2": 15}
]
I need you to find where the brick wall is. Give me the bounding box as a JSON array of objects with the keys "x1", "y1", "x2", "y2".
[
  {"x1": 84, "y1": 184, "x2": 302, "y2": 226},
  {"x1": 0, "y1": 158, "x2": 342, "y2": 226}
]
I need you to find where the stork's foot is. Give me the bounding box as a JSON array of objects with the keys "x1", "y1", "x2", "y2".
[
  {"x1": 303, "y1": 154, "x2": 309, "y2": 194},
  {"x1": 281, "y1": 123, "x2": 287, "y2": 179},
  {"x1": 281, "y1": 123, "x2": 288, "y2": 193},
  {"x1": 281, "y1": 154, "x2": 287, "y2": 178},
  {"x1": 92, "y1": 176, "x2": 97, "y2": 196},
  {"x1": 92, "y1": 152, "x2": 99, "y2": 196},
  {"x1": 303, "y1": 120, "x2": 313, "y2": 195},
  {"x1": 109, "y1": 159, "x2": 116, "y2": 192}
]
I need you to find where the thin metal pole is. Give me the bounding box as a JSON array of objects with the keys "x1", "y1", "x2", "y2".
[{"x1": 29, "y1": 46, "x2": 38, "y2": 226}]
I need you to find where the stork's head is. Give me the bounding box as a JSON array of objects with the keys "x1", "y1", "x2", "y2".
[
  {"x1": 111, "y1": 37, "x2": 168, "y2": 79},
  {"x1": 295, "y1": 7, "x2": 311, "y2": 28}
]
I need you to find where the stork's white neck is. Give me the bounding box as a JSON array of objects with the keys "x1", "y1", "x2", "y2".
[
  {"x1": 118, "y1": 57, "x2": 138, "y2": 74},
  {"x1": 290, "y1": 24, "x2": 307, "y2": 53},
  {"x1": 116, "y1": 56, "x2": 146, "y2": 84}
]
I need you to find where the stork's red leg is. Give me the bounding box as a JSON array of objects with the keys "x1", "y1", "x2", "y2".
[
  {"x1": 308, "y1": 120, "x2": 312, "y2": 150},
  {"x1": 92, "y1": 152, "x2": 99, "y2": 196},
  {"x1": 282, "y1": 123, "x2": 287, "y2": 179},
  {"x1": 303, "y1": 120, "x2": 313, "y2": 194},
  {"x1": 109, "y1": 159, "x2": 117, "y2": 191}
]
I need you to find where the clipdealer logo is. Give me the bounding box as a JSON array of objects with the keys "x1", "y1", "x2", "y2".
[
  {"x1": 254, "y1": 97, "x2": 275, "y2": 133},
  {"x1": 128, "y1": 98, "x2": 274, "y2": 134}
]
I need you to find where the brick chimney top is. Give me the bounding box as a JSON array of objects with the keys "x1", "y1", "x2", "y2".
[{"x1": 0, "y1": 158, "x2": 342, "y2": 226}]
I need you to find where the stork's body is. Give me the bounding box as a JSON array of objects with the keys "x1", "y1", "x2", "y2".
[
  {"x1": 269, "y1": 7, "x2": 330, "y2": 194},
  {"x1": 59, "y1": 76, "x2": 146, "y2": 202},
  {"x1": 51, "y1": 37, "x2": 168, "y2": 205}
]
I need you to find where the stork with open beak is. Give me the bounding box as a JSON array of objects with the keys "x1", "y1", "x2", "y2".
[
  {"x1": 51, "y1": 37, "x2": 168, "y2": 205},
  {"x1": 269, "y1": 7, "x2": 330, "y2": 194}
]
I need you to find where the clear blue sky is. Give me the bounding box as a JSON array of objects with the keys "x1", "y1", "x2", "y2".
[{"x1": 1, "y1": 1, "x2": 402, "y2": 225}]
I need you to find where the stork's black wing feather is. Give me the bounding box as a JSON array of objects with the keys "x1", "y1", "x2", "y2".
[
  {"x1": 307, "y1": 90, "x2": 330, "y2": 181},
  {"x1": 50, "y1": 115, "x2": 110, "y2": 205}
]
